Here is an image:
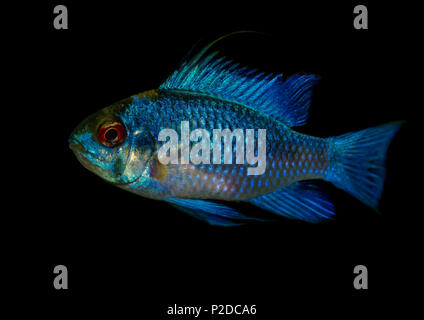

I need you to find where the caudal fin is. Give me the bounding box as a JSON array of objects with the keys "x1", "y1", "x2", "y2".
[{"x1": 326, "y1": 122, "x2": 403, "y2": 208}]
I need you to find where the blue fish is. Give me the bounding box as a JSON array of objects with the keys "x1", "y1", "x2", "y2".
[{"x1": 69, "y1": 35, "x2": 402, "y2": 226}]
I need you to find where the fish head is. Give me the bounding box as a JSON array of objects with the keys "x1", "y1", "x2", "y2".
[{"x1": 69, "y1": 96, "x2": 156, "y2": 187}]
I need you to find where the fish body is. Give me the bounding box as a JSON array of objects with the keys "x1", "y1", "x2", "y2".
[
  {"x1": 70, "y1": 38, "x2": 401, "y2": 225},
  {"x1": 117, "y1": 89, "x2": 328, "y2": 201}
]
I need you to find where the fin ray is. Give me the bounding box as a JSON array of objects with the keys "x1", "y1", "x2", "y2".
[
  {"x1": 166, "y1": 198, "x2": 250, "y2": 226},
  {"x1": 326, "y1": 122, "x2": 403, "y2": 208},
  {"x1": 249, "y1": 182, "x2": 335, "y2": 222},
  {"x1": 160, "y1": 41, "x2": 319, "y2": 127}
]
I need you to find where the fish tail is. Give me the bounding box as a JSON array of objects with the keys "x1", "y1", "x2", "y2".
[{"x1": 326, "y1": 122, "x2": 403, "y2": 208}]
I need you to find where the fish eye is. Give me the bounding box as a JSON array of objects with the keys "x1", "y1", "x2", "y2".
[{"x1": 97, "y1": 121, "x2": 127, "y2": 147}]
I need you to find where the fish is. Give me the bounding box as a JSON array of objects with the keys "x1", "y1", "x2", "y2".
[{"x1": 69, "y1": 34, "x2": 402, "y2": 226}]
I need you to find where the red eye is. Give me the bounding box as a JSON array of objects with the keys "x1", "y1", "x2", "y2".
[{"x1": 97, "y1": 121, "x2": 127, "y2": 147}]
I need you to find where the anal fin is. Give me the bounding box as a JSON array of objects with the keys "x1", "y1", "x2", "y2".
[{"x1": 249, "y1": 182, "x2": 335, "y2": 223}]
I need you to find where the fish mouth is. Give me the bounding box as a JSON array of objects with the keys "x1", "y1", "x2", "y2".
[
  {"x1": 69, "y1": 138, "x2": 102, "y2": 174},
  {"x1": 69, "y1": 138, "x2": 83, "y2": 154}
]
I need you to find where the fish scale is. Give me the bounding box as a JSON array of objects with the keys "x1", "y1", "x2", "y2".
[{"x1": 140, "y1": 91, "x2": 329, "y2": 200}]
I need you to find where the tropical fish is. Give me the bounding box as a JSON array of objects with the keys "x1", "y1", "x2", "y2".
[{"x1": 69, "y1": 35, "x2": 401, "y2": 226}]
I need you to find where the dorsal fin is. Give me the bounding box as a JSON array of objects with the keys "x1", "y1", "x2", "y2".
[{"x1": 159, "y1": 34, "x2": 319, "y2": 127}]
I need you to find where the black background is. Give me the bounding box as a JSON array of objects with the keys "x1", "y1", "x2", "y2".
[{"x1": 9, "y1": 1, "x2": 420, "y2": 318}]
